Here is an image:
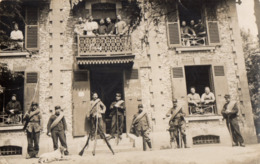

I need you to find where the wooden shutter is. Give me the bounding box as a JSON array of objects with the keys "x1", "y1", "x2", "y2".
[
  {"x1": 171, "y1": 67, "x2": 188, "y2": 113},
  {"x1": 24, "y1": 72, "x2": 39, "y2": 113},
  {"x1": 124, "y1": 68, "x2": 142, "y2": 133},
  {"x1": 72, "y1": 70, "x2": 91, "y2": 137},
  {"x1": 212, "y1": 65, "x2": 229, "y2": 114},
  {"x1": 25, "y1": 7, "x2": 39, "y2": 50},
  {"x1": 167, "y1": 2, "x2": 181, "y2": 47}
]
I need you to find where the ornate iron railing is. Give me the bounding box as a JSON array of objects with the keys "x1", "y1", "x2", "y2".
[
  {"x1": 181, "y1": 37, "x2": 206, "y2": 46},
  {"x1": 77, "y1": 35, "x2": 132, "y2": 56}
]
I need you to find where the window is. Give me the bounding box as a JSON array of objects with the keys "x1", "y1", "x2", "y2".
[
  {"x1": 167, "y1": 0, "x2": 220, "y2": 47},
  {"x1": 193, "y1": 135, "x2": 220, "y2": 145},
  {"x1": 0, "y1": 69, "x2": 24, "y2": 127},
  {"x1": 92, "y1": 3, "x2": 117, "y2": 23},
  {"x1": 185, "y1": 66, "x2": 217, "y2": 115},
  {"x1": 0, "y1": 146, "x2": 22, "y2": 155}
]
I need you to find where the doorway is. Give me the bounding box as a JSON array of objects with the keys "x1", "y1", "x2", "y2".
[
  {"x1": 184, "y1": 65, "x2": 214, "y2": 96},
  {"x1": 90, "y1": 68, "x2": 125, "y2": 133}
]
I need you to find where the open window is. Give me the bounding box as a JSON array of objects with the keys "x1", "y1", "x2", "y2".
[{"x1": 92, "y1": 3, "x2": 117, "y2": 24}]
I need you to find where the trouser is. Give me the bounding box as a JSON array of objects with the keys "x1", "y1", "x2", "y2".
[
  {"x1": 140, "y1": 130, "x2": 152, "y2": 151},
  {"x1": 226, "y1": 118, "x2": 244, "y2": 144},
  {"x1": 110, "y1": 114, "x2": 124, "y2": 137},
  {"x1": 51, "y1": 130, "x2": 68, "y2": 150},
  {"x1": 90, "y1": 116, "x2": 104, "y2": 137},
  {"x1": 27, "y1": 130, "x2": 40, "y2": 157},
  {"x1": 172, "y1": 124, "x2": 187, "y2": 147}
]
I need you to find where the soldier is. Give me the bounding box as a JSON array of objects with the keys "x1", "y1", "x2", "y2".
[
  {"x1": 23, "y1": 102, "x2": 43, "y2": 159},
  {"x1": 166, "y1": 99, "x2": 189, "y2": 148},
  {"x1": 47, "y1": 106, "x2": 69, "y2": 155},
  {"x1": 89, "y1": 92, "x2": 106, "y2": 139},
  {"x1": 130, "y1": 104, "x2": 152, "y2": 151},
  {"x1": 107, "y1": 93, "x2": 125, "y2": 140},
  {"x1": 6, "y1": 94, "x2": 22, "y2": 116},
  {"x1": 221, "y1": 94, "x2": 245, "y2": 147}
]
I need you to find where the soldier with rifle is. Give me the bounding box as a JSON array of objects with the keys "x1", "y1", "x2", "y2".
[
  {"x1": 166, "y1": 99, "x2": 189, "y2": 148},
  {"x1": 107, "y1": 93, "x2": 125, "y2": 142},
  {"x1": 221, "y1": 94, "x2": 245, "y2": 147},
  {"x1": 79, "y1": 92, "x2": 114, "y2": 156},
  {"x1": 23, "y1": 102, "x2": 43, "y2": 159}
]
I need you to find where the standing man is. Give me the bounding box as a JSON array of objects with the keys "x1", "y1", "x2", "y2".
[
  {"x1": 106, "y1": 17, "x2": 115, "y2": 35},
  {"x1": 166, "y1": 99, "x2": 188, "y2": 148},
  {"x1": 221, "y1": 94, "x2": 245, "y2": 147},
  {"x1": 89, "y1": 92, "x2": 106, "y2": 139},
  {"x1": 107, "y1": 93, "x2": 125, "y2": 140},
  {"x1": 6, "y1": 94, "x2": 22, "y2": 117},
  {"x1": 130, "y1": 104, "x2": 152, "y2": 151},
  {"x1": 115, "y1": 15, "x2": 127, "y2": 35},
  {"x1": 187, "y1": 87, "x2": 201, "y2": 114},
  {"x1": 23, "y1": 102, "x2": 42, "y2": 159},
  {"x1": 47, "y1": 106, "x2": 69, "y2": 155},
  {"x1": 84, "y1": 15, "x2": 98, "y2": 36}
]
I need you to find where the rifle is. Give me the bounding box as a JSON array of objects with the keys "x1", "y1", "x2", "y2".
[
  {"x1": 116, "y1": 107, "x2": 120, "y2": 145},
  {"x1": 92, "y1": 114, "x2": 99, "y2": 156},
  {"x1": 22, "y1": 115, "x2": 30, "y2": 131},
  {"x1": 227, "y1": 115, "x2": 234, "y2": 146},
  {"x1": 97, "y1": 124, "x2": 115, "y2": 155},
  {"x1": 79, "y1": 134, "x2": 91, "y2": 156}
]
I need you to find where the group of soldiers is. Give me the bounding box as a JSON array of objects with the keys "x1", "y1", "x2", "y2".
[
  {"x1": 74, "y1": 15, "x2": 128, "y2": 36},
  {"x1": 5, "y1": 90, "x2": 246, "y2": 158}
]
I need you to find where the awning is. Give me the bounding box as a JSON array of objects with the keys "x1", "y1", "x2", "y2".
[{"x1": 76, "y1": 55, "x2": 135, "y2": 65}]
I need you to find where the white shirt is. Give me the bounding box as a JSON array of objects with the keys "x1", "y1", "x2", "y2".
[
  {"x1": 84, "y1": 21, "x2": 98, "y2": 36},
  {"x1": 10, "y1": 30, "x2": 23, "y2": 40}
]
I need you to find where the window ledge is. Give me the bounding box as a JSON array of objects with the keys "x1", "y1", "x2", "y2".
[
  {"x1": 185, "y1": 115, "x2": 223, "y2": 123},
  {"x1": 0, "y1": 125, "x2": 23, "y2": 131},
  {"x1": 175, "y1": 46, "x2": 216, "y2": 53},
  {"x1": 0, "y1": 51, "x2": 30, "y2": 58}
]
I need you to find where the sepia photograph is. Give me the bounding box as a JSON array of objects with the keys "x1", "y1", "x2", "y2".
[{"x1": 0, "y1": 0, "x2": 260, "y2": 163}]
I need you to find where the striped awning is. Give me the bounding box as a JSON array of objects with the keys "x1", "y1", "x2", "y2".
[{"x1": 76, "y1": 55, "x2": 135, "y2": 65}]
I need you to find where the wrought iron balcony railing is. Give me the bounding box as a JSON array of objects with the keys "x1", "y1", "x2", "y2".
[{"x1": 77, "y1": 35, "x2": 132, "y2": 56}]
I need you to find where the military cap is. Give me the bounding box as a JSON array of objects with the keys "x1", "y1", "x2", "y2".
[
  {"x1": 55, "y1": 106, "x2": 61, "y2": 110},
  {"x1": 31, "y1": 101, "x2": 38, "y2": 106},
  {"x1": 224, "y1": 94, "x2": 231, "y2": 98},
  {"x1": 138, "y1": 104, "x2": 143, "y2": 108}
]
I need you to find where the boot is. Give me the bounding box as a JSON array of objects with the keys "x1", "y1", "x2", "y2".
[
  {"x1": 183, "y1": 135, "x2": 189, "y2": 148},
  {"x1": 232, "y1": 142, "x2": 239, "y2": 147},
  {"x1": 147, "y1": 141, "x2": 152, "y2": 151},
  {"x1": 176, "y1": 137, "x2": 180, "y2": 148},
  {"x1": 26, "y1": 154, "x2": 31, "y2": 159},
  {"x1": 240, "y1": 142, "x2": 245, "y2": 147}
]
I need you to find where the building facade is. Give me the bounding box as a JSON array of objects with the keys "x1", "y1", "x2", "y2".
[{"x1": 0, "y1": 0, "x2": 257, "y2": 156}]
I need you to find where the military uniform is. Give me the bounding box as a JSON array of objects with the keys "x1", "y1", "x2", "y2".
[
  {"x1": 130, "y1": 104, "x2": 152, "y2": 151},
  {"x1": 166, "y1": 102, "x2": 187, "y2": 148},
  {"x1": 221, "y1": 96, "x2": 244, "y2": 146},
  {"x1": 109, "y1": 100, "x2": 125, "y2": 137},
  {"x1": 6, "y1": 100, "x2": 21, "y2": 115},
  {"x1": 23, "y1": 103, "x2": 42, "y2": 158}
]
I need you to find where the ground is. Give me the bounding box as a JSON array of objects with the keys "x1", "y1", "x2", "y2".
[{"x1": 1, "y1": 144, "x2": 260, "y2": 164}]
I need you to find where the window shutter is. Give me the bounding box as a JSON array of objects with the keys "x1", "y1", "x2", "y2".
[
  {"x1": 72, "y1": 70, "x2": 91, "y2": 137},
  {"x1": 207, "y1": 21, "x2": 220, "y2": 45},
  {"x1": 213, "y1": 65, "x2": 229, "y2": 114},
  {"x1": 171, "y1": 67, "x2": 188, "y2": 113},
  {"x1": 124, "y1": 68, "x2": 142, "y2": 133},
  {"x1": 24, "y1": 72, "x2": 39, "y2": 113},
  {"x1": 167, "y1": 2, "x2": 181, "y2": 47},
  {"x1": 25, "y1": 7, "x2": 39, "y2": 50}
]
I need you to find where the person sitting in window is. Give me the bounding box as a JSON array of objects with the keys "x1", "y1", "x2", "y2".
[
  {"x1": 84, "y1": 15, "x2": 98, "y2": 36},
  {"x1": 6, "y1": 94, "x2": 22, "y2": 123},
  {"x1": 190, "y1": 20, "x2": 196, "y2": 32},
  {"x1": 10, "y1": 22, "x2": 24, "y2": 49},
  {"x1": 180, "y1": 20, "x2": 196, "y2": 38},
  {"x1": 97, "y1": 19, "x2": 107, "y2": 35},
  {"x1": 194, "y1": 19, "x2": 206, "y2": 37},
  {"x1": 115, "y1": 15, "x2": 127, "y2": 36},
  {"x1": 201, "y1": 87, "x2": 216, "y2": 113},
  {"x1": 106, "y1": 17, "x2": 115, "y2": 35},
  {"x1": 187, "y1": 87, "x2": 201, "y2": 114},
  {"x1": 74, "y1": 17, "x2": 84, "y2": 36}
]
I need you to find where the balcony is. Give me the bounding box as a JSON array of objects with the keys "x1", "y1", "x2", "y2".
[{"x1": 77, "y1": 35, "x2": 132, "y2": 56}]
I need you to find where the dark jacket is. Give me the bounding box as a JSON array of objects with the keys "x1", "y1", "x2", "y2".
[
  {"x1": 24, "y1": 108, "x2": 42, "y2": 133},
  {"x1": 106, "y1": 23, "x2": 115, "y2": 34},
  {"x1": 167, "y1": 106, "x2": 186, "y2": 127},
  {"x1": 98, "y1": 24, "x2": 107, "y2": 35},
  {"x1": 47, "y1": 115, "x2": 67, "y2": 133},
  {"x1": 110, "y1": 100, "x2": 125, "y2": 116},
  {"x1": 221, "y1": 101, "x2": 238, "y2": 119},
  {"x1": 6, "y1": 100, "x2": 21, "y2": 114}
]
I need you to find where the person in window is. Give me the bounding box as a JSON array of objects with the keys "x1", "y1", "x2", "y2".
[
  {"x1": 201, "y1": 87, "x2": 215, "y2": 113},
  {"x1": 84, "y1": 15, "x2": 98, "y2": 36},
  {"x1": 190, "y1": 20, "x2": 196, "y2": 32},
  {"x1": 115, "y1": 15, "x2": 127, "y2": 36},
  {"x1": 194, "y1": 19, "x2": 206, "y2": 37},
  {"x1": 10, "y1": 22, "x2": 24, "y2": 49},
  {"x1": 97, "y1": 19, "x2": 107, "y2": 35},
  {"x1": 107, "y1": 93, "x2": 125, "y2": 140},
  {"x1": 166, "y1": 99, "x2": 189, "y2": 148},
  {"x1": 106, "y1": 17, "x2": 115, "y2": 35},
  {"x1": 221, "y1": 94, "x2": 245, "y2": 147},
  {"x1": 47, "y1": 106, "x2": 69, "y2": 155},
  {"x1": 23, "y1": 102, "x2": 43, "y2": 159},
  {"x1": 187, "y1": 87, "x2": 201, "y2": 114},
  {"x1": 180, "y1": 20, "x2": 196, "y2": 38},
  {"x1": 6, "y1": 94, "x2": 22, "y2": 117},
  {"x1": 74, "y1": 17, "x2": 84, "y2": 35}
]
